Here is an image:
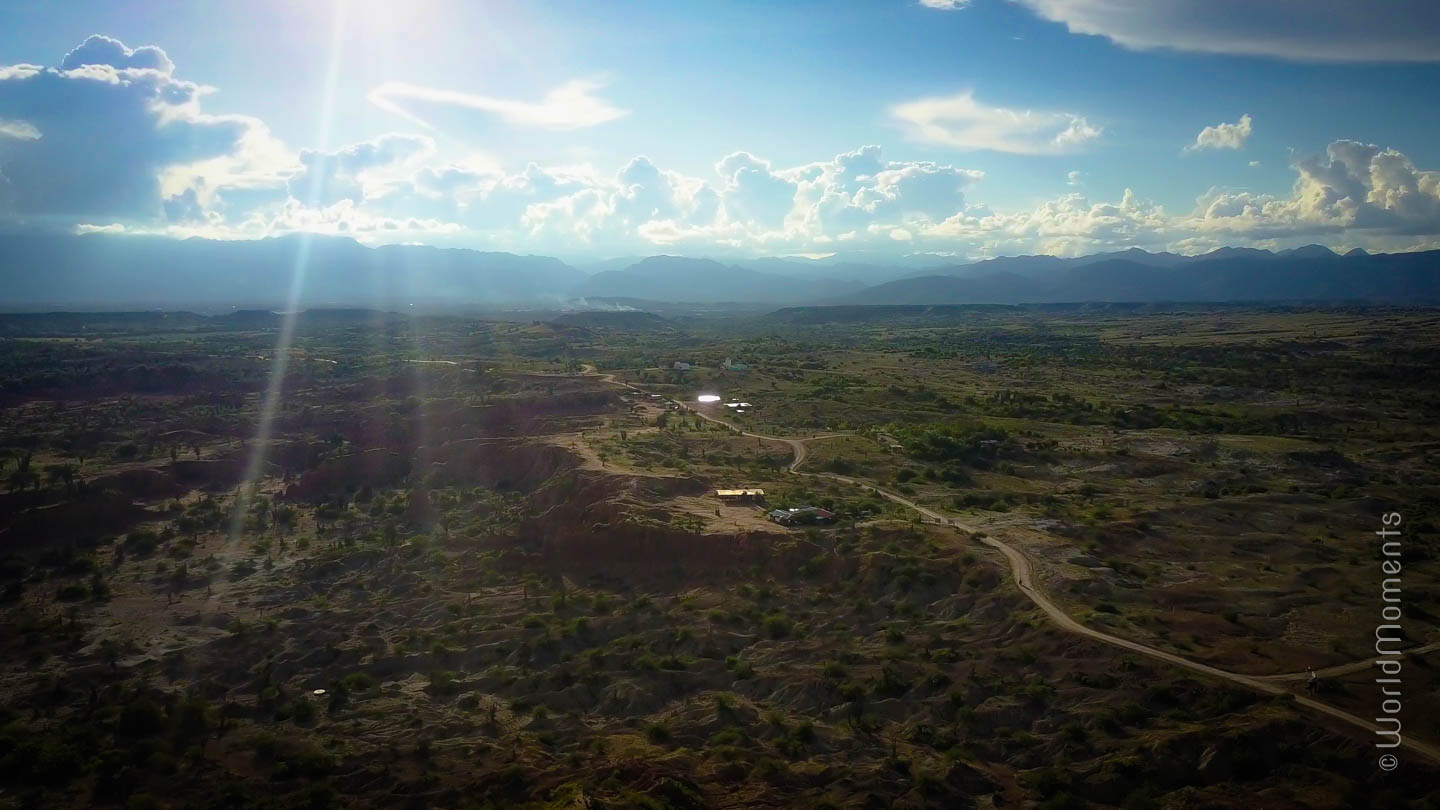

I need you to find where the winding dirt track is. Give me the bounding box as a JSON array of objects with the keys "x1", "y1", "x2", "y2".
[
  {"x1": 586, "y1": 369, "x2": 1439, "y2": 764},
  {"x1": 1256, "y1": 641, "x2": 1440, "y2": 683}
]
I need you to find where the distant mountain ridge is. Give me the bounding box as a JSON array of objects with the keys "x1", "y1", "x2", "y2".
[
  {"x1": 573, "y1": 255, "x2": 866, "y2": 303},
  {"x1": 913, "y1": 243, "x2": 1365, "y2": 281},
  {"x1": 0, "y1": 233, "x2": 584, "y2": 309},
  {"x1": 0, "y1": 232, "x2": 1435, "y2": 309},
  {"x1": 835, "y1": 248, "x2": 1440, "y2": 305}
]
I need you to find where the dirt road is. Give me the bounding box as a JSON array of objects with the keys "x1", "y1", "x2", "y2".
[
  {"x1": 1259, "y1": 641, "x2": 1440, "y2": 682},
  {"x1": 589, "y1": 373, "x2": 1440, "y2": 764}
]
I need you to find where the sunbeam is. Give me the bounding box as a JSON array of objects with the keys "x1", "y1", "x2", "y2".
[{"x1": 227, "y1": 0, "x2": 350, "y2": 542}]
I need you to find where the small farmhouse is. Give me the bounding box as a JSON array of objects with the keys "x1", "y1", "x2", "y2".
[{"x1": 768, "y1": 506, "x2": 836, "y2": 526}]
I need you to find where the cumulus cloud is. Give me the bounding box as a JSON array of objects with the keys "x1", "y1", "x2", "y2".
[
  {"x1": 890, "y1": 91, "x2": 1101, "y2": 154},
  {"x1": 370, "y1": 145, "x2": 992, "y2": 255},
  {"x1": 0, "y1": 35, "x2": 287, "y2": 221},
  {"x1": 289, "y1": 133, "x2": 435, "y2": 206},
  {"x1": 792, "y1": 148, "x2": 983, "y2": 238},
  {"x1": 919, "y1": 0, "x2": 971, "y2": 8},
  {"x1": 518, "y1": 157, "x2": 729, "y2": 250},
  {"x1": 1184, "y1": 114, "x2": 1252, "y2": 152},
  {"x1": 925, "y1": 187, "x2": 1169, "y2": 256},
  {"x1": 1067, "y1": 170, "x2": 1084, "y2": 186},
  {"x1": 715, "y1": 152, "x2": 799, "y2": 229},
  {"x1": 1187, "y1": 139, "x2": 1440, "y2": 238},
  {"x1": 1015, "y1": 0, "x2": 1440, "y2": 63},
  {"x1": 60, "y1": 34, "x2": 174, "y2": 73},
  {"x1": 367, "y1": 78, "x2": 628, "y2": 131},
  {"x1": 5, "y1": 37, "x2": 1440, "y2": 261}
]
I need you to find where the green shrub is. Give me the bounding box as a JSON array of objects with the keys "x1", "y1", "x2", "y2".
[
  {"x1": 341, "y1": 671, "x2": 376, "y2": 693},
  {"x1": 123, "y1": 531, "x2": 160, "y2": 556},
  {"x1": 762, "y1": 613, "x2": 792, "y2": 639},
  {"x1": 428, "y1": 670, "x2": 461, "y2": 696},
  {"x1": 286, "y1": 696, "x2": 317, "y2": 725},
  {"x1": 645, "y1": 722, "x2": 671, "y2": 743},
  {"x1": 726, "y1": 656, "x2": 755, "y2": 679}
]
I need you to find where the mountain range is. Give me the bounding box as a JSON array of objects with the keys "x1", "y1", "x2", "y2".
[
  {"x1": 0, "y1": 232, "x2": 1436, "y2": 310},
  {"x1": 573, "y1": 256, "x2": 867, "y2": 303},
  {"x1": 0, "y1": 233, "x2": 583, "y2": 310},
  {"x1": 835, "y1": 248, "x2": 1432, "y2": 305}
]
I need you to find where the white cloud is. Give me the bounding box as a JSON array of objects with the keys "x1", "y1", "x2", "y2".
[
  {"x1": 5, "y1": 38, "x2": 1440, "y2": 261},
  {"x1": 74, "y1": 222, "x2": 125, "y2": 235},
  {"x1": 50, "y1": 129, "x2": 1440, "y2": 259},
  {"x1": 1015, "y1": 0, "x2": 1440, "y2": 62},
  {"x1": 367, "y1": 78, "x2": 628, "y2": 131},
  {"x1": 1185, "y1": 114, "x2": 1252, "y2": 152},
  {"x1": 924, "y1": 187, "x2": 1169, "y2": 256},
  {"x1": 0, "y1": 35, "x2": 278, "y2": 219},
  {"x1": 715, "y1": 152, "x2": 799, "y2": 229},
  {"x1": 289, "y1": 133, "x2": 435, "y2": 206},
  {"x1": 0, "y1": 119, "x2": 40, "y2": 140},
  {"x1": 919, "y1": 0, "x2": 971, "y2": 8},
  {"x1": 1186, "y1": 140, "x2": 1440, "y2": 239},
  {"x1": 61, "y1": 34, "x2": 173, "y2": 73},
  {"x1": 1248, "y1": 160, "x2": 1261, "y2": 168},
  {"x1": 890, "y1": 91, "x2": 1101, "y2": 154}
]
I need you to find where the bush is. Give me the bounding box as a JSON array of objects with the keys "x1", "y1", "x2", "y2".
[
  {"x1": 286, "y1": 696, "x2": 317, "y2": 725},
  {"x1": 279, "y1": 744, "x2": 335, "y2": 779},
  {"x1": 428, "y1": 670, "x2": 461, "y2": 696},
  {"x1": 176, "y1": 696, "x2": 211, "y2": 738},
  {"x1": 251, "y1": 733, "x2": 281, "y2": 762},
  {"x1": 711, "y1": 727, "x2": 744, "y2": 746},
  {"x1": 118, "y1": 697, "x2": 167, "y2": 737},
  {"x1": 726, "y1": 656, "x2": 755, "y2": 679},
  {"x1": 341, "y1": 672, "x2": 376, "y2": 693},
  {"x1": 645, "y1": 722, "x2": 671, "y2": 743},
  {"x1": 56, "y1": 583, "x2": 88, "y2": 601},
  {"x1": 123, "y1": 531, "x2": 160, "y2": 557},
  {"x1": 761, "y1": 614, "x2": 792, "y2": 639}
]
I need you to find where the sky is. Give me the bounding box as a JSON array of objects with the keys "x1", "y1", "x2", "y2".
[{"x1": 1, "y1": 0, "x2": 1439, "y2": 262}]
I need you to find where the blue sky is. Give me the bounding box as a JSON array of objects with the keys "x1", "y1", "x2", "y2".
[{"x1": 1, "y1": 0, "x2": 1438, "y2": 261}]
